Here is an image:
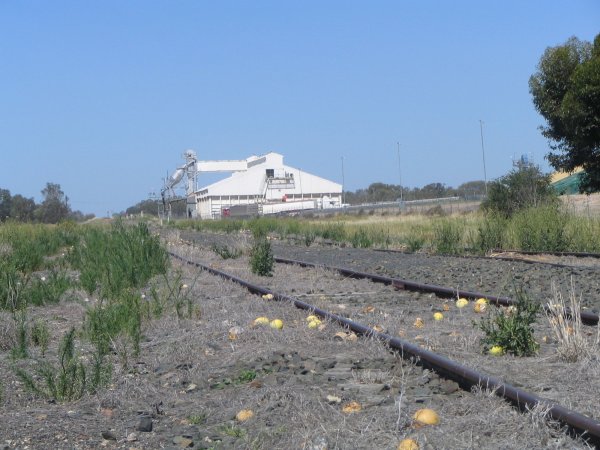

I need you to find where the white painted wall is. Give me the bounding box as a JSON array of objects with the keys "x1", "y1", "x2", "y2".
[{"x1": 193, "y1": 152, "x2": 342, "y2": 219}]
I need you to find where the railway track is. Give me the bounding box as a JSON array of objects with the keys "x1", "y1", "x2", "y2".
[
  {"x1": 167, "y1": 246, "x2": 600, "y2": 446},
  {"x1": 373, "y1": 247, "x2": 600, "y2": 270},
  {"x1": 273, "y1": 256, "x2": 599, "y2": 326}
]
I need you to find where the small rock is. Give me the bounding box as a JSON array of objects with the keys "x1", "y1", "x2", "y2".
[
  {"x1": 101, "y1": 430, "x2": 117, "y2": 441},
  {"x1": 173, "y1": 435, "x2": 194, "y2": 448},
  {"x1": 127, "y1": 432, "x2": 138, "y2": 442},
  {"x1": 306, "y1": 436, "x2": 328, "y2": 450},
  {"x1": 326, "y1": 394, "x2": 342, "y2": 404},
  {"x1": 137, "y1": 416, "x2": 153, "y2": 432}
]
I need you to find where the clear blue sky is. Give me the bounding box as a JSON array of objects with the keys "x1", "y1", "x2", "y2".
[{"x1": 1, "y1": 1, "x2": 598, "y2": 216}]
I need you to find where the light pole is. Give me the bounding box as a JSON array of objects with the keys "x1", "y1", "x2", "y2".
[
  {"x1": 397, "y1": 142, "x2": 403, "y2": 202},
  {"x1": 341, "y1": 156, "x2": 345, "y2": 205},
  {"x1": 479, "y1": 120, "x2": 488, "y2": 196}
]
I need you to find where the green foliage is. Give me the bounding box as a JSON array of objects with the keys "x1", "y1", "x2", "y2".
[
  {"x1": 211, "y1": 243, "x2": 242, "y2": 259},
  {"x1": 188, "y1": 413, "x2": 207, "y2": 425},
  {"x1": 350, "y1": 228, "x2": 373, "y2": 248},
  {"x1": 405, "y1": 235, "x2": 425, "y2": 252},
  {"x1": 210, "y1": 369, "x2": 258, "y2": 390},
  {"x1": 303, "y1": 231, "x2": 316, "y2": 247},
  {"x1": 509, "y1": 206, "x2": 571, "y2": 252},
  {"x1": 530, "y1": 34, "x2": 600, "y2": 192},
  {"x1": 482, "y1": 166, "x2": 558, "y2": 217},
  {"x1": 26, "y1": 270, "x2": 72, "y2": 306},
  {"x1": 15, "y1": 328, "x2": 111, "y2": 401},
  {"x1": 85, "y1": 290, "x2": 143, "y2": 357},
  {"x1": 31, "y1": 319, "x2": 50, "y2": 357},
  {"x1": 69, "y1": 221, "x2": 168, "y2": 299},
  {"x1": 433, "y1": 219, "x2": 464, "y2": 255},
  {"x1": 36, "y1": 182, "x2": 71, "y2": 224},
  {"x1": 475, "y1": 212, "x2": 507, "y2": 253},
  {"x1": 476, "y1": 287, "x2": 540, "y2": 357},
  {"x1": 318, "y1": 223, "x2": 346, "y2": 242},
  {"x1": 250, "y1": 237, "x2": 274, "y2": 276},
  {"x1": 11, "y1": 309, "x2": 29, "y2": 359}
]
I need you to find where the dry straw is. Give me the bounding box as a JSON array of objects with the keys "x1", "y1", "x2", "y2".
[{"x1": 545, "y1": 281, "x2": 600, "y2": 363}]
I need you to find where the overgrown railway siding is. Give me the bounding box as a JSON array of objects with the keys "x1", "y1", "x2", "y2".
[{"x1": 177, "y1": 230, "x2": 600, "y2": 313}]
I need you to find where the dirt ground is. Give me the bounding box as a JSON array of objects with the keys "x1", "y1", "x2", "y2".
[{"x1": 0, "y1": 229, "x2": 598, "y2": 449}]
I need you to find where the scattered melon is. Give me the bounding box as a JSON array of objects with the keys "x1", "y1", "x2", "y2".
[
  {"x1": 455, "y1": 298, "x2": 469, "y2": 308},
  {"x1": 270, "y1": 319, "x2": 284, "y2": 330},
  {"x1": 413, "y1": 408, "x2": 440, "y2": 426},
  {"x1": 398, "y1": 438, "x2": 419, "y2": 450}
]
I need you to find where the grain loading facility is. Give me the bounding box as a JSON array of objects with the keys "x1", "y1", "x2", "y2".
[{"x1": 163, "y1": 151, "x2": 342, "y2": 219}]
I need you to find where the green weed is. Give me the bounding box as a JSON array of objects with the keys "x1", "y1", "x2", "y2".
[
  {"x1": 350, "y1": 228, "x2": 373, "y2": 248},
  {"x1": 250, "y1": 237, "x2": 273, "y2": 276},
  {"x1": 433, "y1": 219, "x2": 464, "y2": 255},
  {"x1": 211, "y1": 243, "x2": 242, "y2": 259},
  {"x1": 476, "y1": 286, "x2": 540, "y2": 356},
  {"x1": 31, "y1": 319, "x2": 50, "y2": 357},
  {"x1": 15, "y1": 328, "x2": 111, "y2": 401}
]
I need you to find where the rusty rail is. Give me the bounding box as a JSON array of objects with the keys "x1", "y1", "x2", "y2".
[{"x1": 274, "y1": 256, "x2": 599, "y2": 326}]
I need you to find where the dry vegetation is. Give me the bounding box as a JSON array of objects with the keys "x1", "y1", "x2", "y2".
[{"x1": 1, "y1": 221, "x2": 599, "y2": 449}]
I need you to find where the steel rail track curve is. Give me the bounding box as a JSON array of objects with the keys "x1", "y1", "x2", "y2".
[
  {"x1": 169, "y1": 251, "x2": 600, "y2": 445},
  {"x1": 273, "y1": 256, "x2": 600, "y2": 326}
]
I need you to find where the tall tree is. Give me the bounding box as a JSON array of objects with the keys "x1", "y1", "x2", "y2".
[
  {"x1": 37, "y1": 182, "x2": 71, "y2": 223},
  {"x1": 0, "y1": 189, "x2": 11, "y2": 221},
  {"x1": 481, "y1": 165, "x2": 557, "y2": 217},
  {"x1": 529, "y1": 34, "x2": 600, "y2": 192},
  {"x1": 10, "y1": 195, "x2": 36, "y2": 222}
]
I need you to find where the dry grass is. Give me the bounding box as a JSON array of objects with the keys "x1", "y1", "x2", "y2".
[{"x1": 546, "y1": 281, "x2": 600, "y2": 363}]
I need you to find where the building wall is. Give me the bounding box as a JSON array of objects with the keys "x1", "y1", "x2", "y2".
[{"x1": 194, "y1": 152, "x2": 342, "y2": 219}]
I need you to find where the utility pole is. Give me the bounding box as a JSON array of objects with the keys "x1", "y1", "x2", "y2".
[
  {"x1": 479, "y1": 120, "x2": 488, "y2": 196},
  {"x1": 341, "y1": 156, "x2": 345, "y2": 205},
  {"x1": 397, "y1": 142, "x2": 403, "y2": 202}
]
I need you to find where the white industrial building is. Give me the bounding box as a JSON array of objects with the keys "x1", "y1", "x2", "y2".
[{"x1": 163, "y1": 151, "x2": 342, "y2": 219}]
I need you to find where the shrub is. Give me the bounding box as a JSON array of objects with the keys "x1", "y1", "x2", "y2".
[
  {"x1": 250, "y1": 237, "x2": 274, "y2": 276},
  {"x1": 433, "y1": 219, "x2": 464, "y2": 255},
  {"x1": 15, "y1": 328, "x2": 111, "y2": 401},
  {"x1": 476, "y1": 286, "x2": 540, "y2": 356},
  {"x1": 69, "y1": 221, "x2": 168, "y2": 298},
  {"x1": 509, "y1": 206, "x2": 571, "y2": 252},
  {"x1": 26, "y1": 270, "x2": 72, "y2": 306},
  {"x1": 475, "y1": 212, "x2": 507, "y2": 254},
  {"x1": 481, "y1": 166, "x2": 557, "y2": 217},
  {"x1": 85, "y1": 290, "x2": 143, "y2": 357}
]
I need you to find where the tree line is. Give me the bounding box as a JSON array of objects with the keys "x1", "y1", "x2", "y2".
[
  {"x1": 0, "y1": 182, "x2": 94, "y2": 223},
  {"x1": 343, "y1": 180, "x2": 486, "y2": 205}
]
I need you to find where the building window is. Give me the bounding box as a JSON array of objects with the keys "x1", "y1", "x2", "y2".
[{"x1": 266, "y1": 169, "x2": 274, "y2": 178}]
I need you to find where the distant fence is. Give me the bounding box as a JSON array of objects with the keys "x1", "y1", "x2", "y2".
[{"x1": 296, "y1": 197, "x2": 482, "y2": 218}]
